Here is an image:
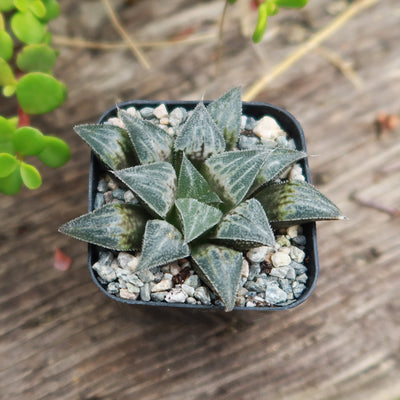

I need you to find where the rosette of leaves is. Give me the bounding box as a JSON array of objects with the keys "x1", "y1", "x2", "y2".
[
  {"x1": 59, "y1": 87, "x2": 343, "y2": 311},
  {"x1": 0, "y1": 0, "x2": 69, "y2": 195}
]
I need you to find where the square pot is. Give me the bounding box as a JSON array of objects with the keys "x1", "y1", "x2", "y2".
[{"x1": 88, "y1": 100, "x2": 319, "y2": 311}]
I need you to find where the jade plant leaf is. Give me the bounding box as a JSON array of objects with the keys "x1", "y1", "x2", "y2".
[
  {"x1": 74, "y1": 124, "x2": 135, "y2": 170},
  {"x1": 138, "y1": 220, "x2": 190, "y2": 271},
  {"x1": 191, "y1": 244, "x2": 243, "y2": 312},
  {"x1": 29, "y1": 0, "x2": 47, "y2": 18},
  {"x1": 0, "y1": 166, "x2": 22, "y2": 195},
  {"x1": 0, "y1": 31, "x2": 13, "y2": 61},
  {"x1": 17, "y1": 43, "x2": 57, "y2": 72},
  {"x1": 37, "y1": 136, "x2": 70, "y2": 168},
  {"x1": 175, "y1": 103, "x2": 225, "y2": 162},
  {"x1": 255, "y1": 181, "x2": 344, "y2": 227},
  {"x1": 175, "y1": 198, "x2": 223, "y2": 243},
  {"x1": 0, "y1": 0, "x2": 15, "y2": 11},
  {"x1": 20, "y1": 162, "x2": 42, "y2": 189},
  {"x1": 207, "y1": 87, "x2": 242, "y2": 150},
  {"x1": 0, "y1": 58, "x2": 15, "y2": 86},
  {"x1": 12, "y1": 126, "x2": 45, "y2": 155},
  {"x1": 39, "y1": 0, "x2": 60, "y2": 22},
  {"x1": 274, "y1": 0, "x2": 308, "y2": 8},
  {"x1": 202, "y1": 149, "x2": 270, "y2": 210},
  {"x1": 11, "y1": 11, "x2": 46, "y2": 44},
  {"x1": 113, "y1": 162, "x2": 176, "y2": 218},
  {"x1": 0, "y1": 116, "x2": 16, "y2": 142},
  {"x1": 176, "y1": 154, "x2": 221, "y2": 204},
  {"x1": 118, "y1": 109, "x2": 172, "y2": 164},
  {"x1": 16, "y1": 73, "x2": 67, "y2": 114},
  {"x1": 0, "y1": 153, "x2": 18, "y2": 178},
  {"x1": 211, "y1": 198, "x2": 275, "y2": 250},
  {"x1": 59, "y1": 204, "x2": 149, "y2": 251}
]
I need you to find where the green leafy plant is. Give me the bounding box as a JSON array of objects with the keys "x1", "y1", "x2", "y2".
[
  {"x1": 228, "y1": 0, "x2": 309, "y2": 43},
  {"x1": 59, "y1": 87, "x2": 343, "y2": 311},
  {"x1": 0, "y1": 0, "x2": 69, "y2": 195}
]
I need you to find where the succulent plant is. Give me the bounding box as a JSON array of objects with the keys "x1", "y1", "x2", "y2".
[{"x1": 59, "y1": 87, "x2": 343, "y2": 311}]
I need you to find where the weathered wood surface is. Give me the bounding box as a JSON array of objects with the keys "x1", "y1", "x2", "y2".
[{"x1": 1, "y1": 1, "x2": 400, "y2": 399}]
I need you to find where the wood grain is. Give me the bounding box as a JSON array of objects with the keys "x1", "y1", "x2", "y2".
[{"x1": 1, "y1": 1, "x2": 399, "y2": 399}]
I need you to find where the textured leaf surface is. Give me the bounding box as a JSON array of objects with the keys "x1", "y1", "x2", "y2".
[
  {"x1": 59, "y1": 204, "x2": 148, "y2": 251},
  {"x1": 202, "y1": 149, "x2": 270, "y2": 209},
  {"x1": 191, "y1": 244, "x2": 243, "y2": 312},
  {"x1": 175, "y1": 198, "x2": 223, "y2": 243},
  {"x1": 174, "y1": 103, "x2": 225, "y2": 161},
  {"x1": 251, "y1": 148, "x2": 307, "y2": 194},
  {"x1": 212, "y1": 198, "x2": 275, "y2": 249},
  {"x1": 113, "y1": 162, "x2": 176, "y2": 218},
  {"x1": 255, "y1": 181, "x2": 344, "y2": 226},
  {"x1": 177, "y1": 154, "x2": 221, "y2": 204},
  {"x1": 207, "y1": 87, "x2": 242, "y2": 150},
  {"x1": 138, "y1": 220, "x2": 190, "y2": 271},
  {"x1": 119, "y1": 109, "x2": 172, "y2": 164},
  {"x1": 74, "y1": 124, "x2": 135, "y2": 170}
]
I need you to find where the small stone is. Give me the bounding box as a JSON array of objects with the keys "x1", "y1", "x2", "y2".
[
  {"x1": 248, "y1": 263, "x2": 261, "y2": 281},
  {"x1": 118, "y1": 279, "x2": 127, "y2": 289},
  {"x1": 104, "y1": 191, "x2": 113, "y2": 204},
  {"x1": 236, "y1": 296, "x2": 246, "y2": 307},
  {"x1": 151, "y1": 279, "x2": 173, "y2": 292},
  {"x1": 276, "y1": 235, "x2": 291, "y2": 248},
  {"x1": 184, "y1": 275, "x2": 201, "y2": 289},
  {"x1": 253, "y1": 116, "x2": 285, "y2": 142},
  {"x1": 238, "y1": 135, "x2": 260, "y2": 150},
  {"x1": 107, "y1": 117, "x2": 125, "y2": 129},
  {"x1": 181, "y1": 283, "x2": 195, "y2": 297},
  {"x1": 110, "y1": 259, "x2": 119, "y2": 270},
  {"x1": 276, "y1": 136, "x2": 289, "y2": 148},
  {"x1": 126, "y1": 282, "x2": 140, "y2": 294},
  {"x1": 290, "y1": 246, "x2": 305, "y2": 263},
  {"x1": 292, "y1": 235, "x2": 306, "y2": 246},
  {"x1": 163, "y1": 273, "x2": 173, "y2": 281},
  {"x1": 165, "y1": 288, "x2": 188, "y2": 303},
  {"x1": 186, "y1": 296, "x2": 197, "y2": 305},
  {"x1": 238, "y1": 287, "x2": 248, "y2": 297},
  {"x1": 271, "y1": 252, "x2": 291, "y2": 267},
  {"x1": 153, "y1": 270, "x2": 163, "y2": 283},
  {"x1": 279, "y1": 278, "x2": 292, "y2": 294},
  {"x1": 170, "y1": 263, "x2": 181, "y2": 276},
  {"x1": 289, "y1": 164, "x2": 305, "y2": 181},
  {"x1": 119, "y1": 288, "x2": 139, "y2": 300},
  {"x1": 287, "y1": 292, "x2": 294, "y2": 300},
  {"x1": 116, "y1": 268, "x2": 130, "y2": 281},
  {"x1": 287, "y1": 225, "x2": 299, "y2": 238},
  {"x1": 123, "y1": 190, "x2": 136, "y2": 203},
  {"x1": 292, "y1": 281, "x2": 306, "y2": 298},
  {"x1": 92, "y1": 262, "x2": 116, "y2": 282},
  {"x1": 245, "y1": 277, "x2": 267, "y2": 292},
  {"x1": 246, "y1": 300, "x2": 256, "y2": 308},
  {"x1": 153, "y1": 104, "x2": 168, "y2": 119},
  {"x1": 112, "y1": 189, "x2": 125, "y2": 200},
  {"x1": 297, "y1": 273, "x2": 308, "y2": 284},
  {"x1": 140, "y1": 107, "x2": 154, "y2": 119},
  {"x1": 160, "y1": 117, "x2": 169, "y2": 125},
  {"x1": 94, "y1": 192, "x2": 105, "y2": 209},
  {"x1": 140, "y1": 283, "x2": 151, "y2": 302},
  {"x1": 286, "y1": 267, "x2": 296, "y2": 280},
  {"x1": 246, "y1": 246, "x2": 271, "y2": 263},
  {"x1": 98, "y1": 252, "x2": 114, "y2": 266},
  {"x1": 127, "y1": 274, "x2": 144, "y2": 287},
  {"x1": 126, "y1": 106, "x2": 141, "y2": 118},
  {"x1": 136, "y1": 269, "x2": 155, "y2": 283},
  {"x1": 270, "y1": 266, "x2": 289, "y2": 279},
  {"x1": 194, "y1": 286, "x2": 211, "y2": 305},
  {"x1": 107, "y1": 282, "x2": 120, "y2": 294},
  {"x1": 245, "y1": 116, "x2": 256, "y2": 130},
  {"x1": 151, "y1": 291, "x2": 168, "y2": 302},
  {"x1": 117, "y1": 252, "x2": 136, "y2": 269},
  {"x1": 97, "y1": 179, "x2": 108, "y2": 192},
  {"x1": 291, "y1": 261, "x2": 307, "y2": 275},
  {"x1": 241, "y1": 259, "x2": 249, "y2": 279},
  {"x1": 169, "y1": 107, "x2": 185, "y2": 127},
  {"x1": 279, "y1": 247, "x2": 291, "y2": 255},
  {"x1": 240, "y1": 115, "x2": 247, "y2": 130},
  {"x1": 265, "y1": 284, "x2": 288, "y2": 304}
]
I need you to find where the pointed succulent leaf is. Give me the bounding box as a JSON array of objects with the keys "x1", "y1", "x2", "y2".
[
  {"x1": 174, "y1": 103, "x2": 225, "y2": 161},
  {"x1": 207, "y1": 87, "x2": 242, "y2": 150},
  {"x1": 118, "y1": 109, "x2": 172, "y2": 164},
  {"x1": 175, "y1": 198, "x2": 223, "y2": 243},
  {"x1": 250, "y1": 148, "x2": 307, "y2": 194},
  {"x1": 59, "y1": 204, "x2": 149, "y2": 251},
  {"x1": 255, "y1": 181, "x2": 344, "y2": 227},
  {"x1": 177, "y1": 154, "x2": 221, "y2": 204},
  {"x1": 211, "y1": 198, "x2": 275, "y2": 250},
  {"x1": 113, "y1": 162, "x2": 176, "y2": 218},
  {"x1": 202, "y1": 149, "x2": 270, "y2": 210},
  {"x1": 138, "y1": 220, "x2": 190, "y2": 271},
  {"x1": 191, "y1": 244, "x2": 243, "y2": 312},
  {"x1": 74, "y1": 124, "x2": 135, "y2": 170}
]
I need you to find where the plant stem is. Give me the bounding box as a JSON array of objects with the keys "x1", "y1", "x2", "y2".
[{"x1": 17, "y1": 105, "x2": 30, "y2": 128}]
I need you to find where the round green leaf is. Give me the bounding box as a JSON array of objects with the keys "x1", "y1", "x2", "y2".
[
  {"x1": 37, "y1": 135, "x2": 70, "y2": 168},
  {"x1": 0, "y1": 116, "x2": 16, "y2": 142},
  {"x1": 12, "y1": 126, "x2": 45, "y2": 155},
  {"x1": 2, "y1": 84, "x2": 16, "y2": 97},
  {"x1": 0, "y1": 58, "x2": 15, "y2": 86},
  {"x1": 0, "y1": 0, "x2": 15, "y2": 12},
  {"x1": 0, "y1": 31, "x2": 13, "y2": 61},
  {"x1": 0, "y1": 141, "x2": 14, "y2": 154},
  {"x1": 20, "y1": 161, "x2": 41, "y2": 189},
  {"x1": 17, "y1": 44, "x2": 57, "y2": 72},
  {"x1": 11, "y1": 11, "x2": 46, "y2": 44},
  {"x1": 30, "y1": 0, "x2": 46, "y2": 18},
  {"x1": 0, "y1": 166, "x2": 22, "y2": 195},
  {"x1": 14, "y1": 0, "x2": 29, "y2": 12},
  {"x1": 274, "y1": 0, "x2": 308, "y2": 8},
  {"x1": 39, "y1": 0, "x2": 60, "y2": 22},
  {"x1": 0, "y1": 153, "x2": 18, "y2": 177},
  {"x1": 16, "y1": 73, "x2": 67, "y2": 114}
]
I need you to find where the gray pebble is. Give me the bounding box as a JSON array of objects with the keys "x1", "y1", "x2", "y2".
[
  {"x1": 112, "y1": 189, "x2": 125, "y2": 200},
  {"x1": 246, "y1": 246, "x2": 270, "y2": 263},
  {"x1": 136, "y1": 269, "x2": 155, "y2": 283},
  {"x1": 265, "y1": 284, "x2": 288, "y2": 304},
  {"x1": 181, "y1": 283, "x2": 195, "y2": 297},
  {"x1": 270, "y1": 266, "x2": 289, "y2": 279},
  {"x1": 290, "y1": 246, "x2": 305, "y2": 263},
  {"x1": 291, "y1": 261, "x2": 307, "y2": 275},
  {"x1": 245, "y1": 277, "x2": 267, "y2": 292},
  {"x1": 194, "y1": 286, "x2": 211, "y2": 305},
  {"x1": 184, "y1": 275, "x2": 201, "y2": 289},
  {"x1": 116, "y1": 268, "x2": 130, "y2": 281},
  {"x1": 165, "y1": 288, "x2": 188, "y2": 303},
  {"x1": 123, "y1": 190, "x2": 137, "y2": 203},
  {"x1": 248, "y1": 263, "x2": 261, "y2": 281},
  {"x1": 117, "y1": 252, "x2": 136, "y2": 269},
  {"x1": 126, "y1": 282, "x2": 140, "y2": 294},
  {"x1": 236, "y1": 296, "x2": 246, "y2": 307},
  {"x1": 151, "y1": 279, "x2": 172, "y2": 292},
  {"x1": 285, "y1": 266, "x2": 296, "y2": 280},
  {"x1": 107, "y1": 282, "x2": 120, "y2": 295},
  {"x1": 127, "y1": 274, "x2": 144, "y2": 287},
  {"x1": 292, "y1": 282, "x2": 306, "y2": 298},
  {"x1": 151, "y1": 291, "x2": 168, "y2": 302},
  {"x1": 238, "y1": 135, "x2": 260, "y2": 150},
  {"x1": 140, "y1": 283, "x2": 151, "y2": 301},
  {"x1": 169, "y1": 107, "x2": 185, "y2": 127},
  {"x1": 104, "y1": 191, "x2": 113, "y2": 204},
  {"x1": 98, "y1": 252, "x2": 114, "y2": 266},
  {"x1": 93, "y1": 263, "x2": 116, "y2": 283},
  {"x1": 153, "y1": 270, "x2": 164, "y2": 283},
  {"x1": 279, "y1": 278, "x2": 292, "y2": 294},
  {"x1": 97, "y1": 179, "x2": 108, "y2": 192},
  {"x1": 140, "y1": 107, "x2": 154, "y2": 119},
  {"x1": 120, "y1": 288, "x2": 139, "y2": 300},
  {"x1": 186, "y1": 296, "x2": 197, "y2": 305},
  {"x1": 297, "y1": 273, "x2": 308, "y2": 284},
  {"x1": 292, "y1": 235, "x2": 306, "y2": 246},
  {"x1": 245, "y1": 116, "x2": 256, "y2": 130},
  {"x1": 94, "y1": 192, "x2": 105, "y2": 209}
]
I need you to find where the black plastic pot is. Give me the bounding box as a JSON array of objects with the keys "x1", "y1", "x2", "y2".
[{"x1": 88, "y1": 100, "x2": 319, "y2": 311}]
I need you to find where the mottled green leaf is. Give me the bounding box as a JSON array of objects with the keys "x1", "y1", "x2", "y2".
[
  {"x1": 0, "y1": 58, "x2": 15, "y2": 86},
  {"x1": 17, "y1": 43, "x2": 57, "y2": 72},
  {"x1": 0, "y1": 166, "x2": 22, "y2": 195},
  {"x1": 0, "y1": 116, "x2": 16, "y2": 142},
  {"x1": 177, "y1": 154, "x2": 221, "y2": 204},
  {"x1": 20, "y1": 162, "x2": 41, "y2": 189},
  {"x1": 113, "y1": 162, "x2": 176, "y2": 218},
  {"x1": 255, "y1": 181, "x2": 344, "y2": 227},
  {"x1": 138, "y1": 220, "x2": 190, "y2": 271},
  {"x1": 207, "y1": 87, "x2": 242, "y2": 150},
  {"x1": 191, "y1": 244, "x2": 243, "y2": 312},
  {"x1": 0, "y1": 31, "x2": 13, "y2": 61},
  {"x1": 37, "y1": 136, "x2": 70, "y2": 168},
  {"x1": 0, "y1": 153, "x2": 18, "y2": 177},
  {"x1": 175, "y1": 103, "x2": 225, "y2": 161},
  {"x1": 12, "y1": 126, "x2": 45, "y2": 155},
  {"x1": 118, "y1": 109, "x2": 172, "y2": 164},
  {"x1": 74, "y1": 124, "x2": 135, "y2": 170},
  {"x1": 212, "y1": 198, "x2": 275, "y2": 250},
  {"x1": 16, "y1": 73, "x2": 66, "y2": 114},
  {"x1": 11, "y1": 11, "x2": 46, "y2": 44},
  {"x1": 250, "y1": 148, "x2": 307, "y2": 194},
  {"x1": 202, "y1": 149, "x2": 270, "y2": 210},
  {"x1": 274, "y1": 0, "x2": 308, "y2": 8},
  {"x1": 175, "y1": 198, "x2": 222, "y2": 243},
  {"x1": 59, "y1": 204, "x2": 149, "y2": 251}
]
